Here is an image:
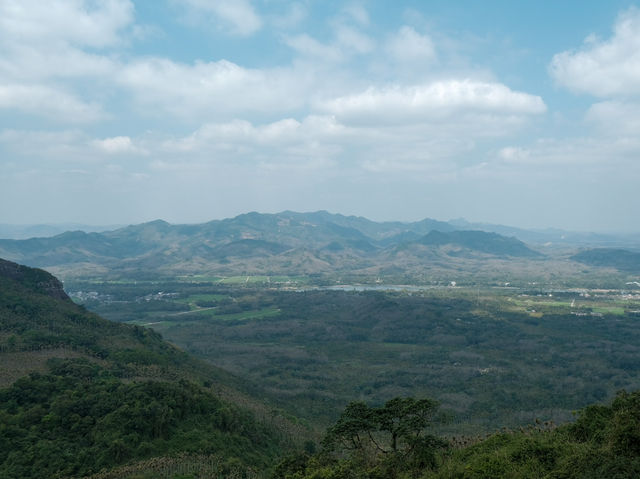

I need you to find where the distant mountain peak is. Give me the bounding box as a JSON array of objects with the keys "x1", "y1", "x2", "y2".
[{"x1": 145, "y1": 219, "x2": 170, "y2": 226}]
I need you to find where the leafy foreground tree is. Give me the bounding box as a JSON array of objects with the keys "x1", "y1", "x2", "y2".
[
  {"x1": 274, "y1": 391, "x2": 640, "y2": 479},
  {"x1": 273, "y1": 397, "x2": 449, "y2": 478}
]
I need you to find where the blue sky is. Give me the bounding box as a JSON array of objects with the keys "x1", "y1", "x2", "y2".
[{"x1": 1, "y1": 0, "x2": 639, "y2": 232}]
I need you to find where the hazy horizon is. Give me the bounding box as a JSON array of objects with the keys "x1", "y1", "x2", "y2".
[
  {"x1": 2, "y1": 209, "x2": 640, "y2": 236},
  {"x1": 1, "y1": 1, "x2": 639, "y2": 232}
]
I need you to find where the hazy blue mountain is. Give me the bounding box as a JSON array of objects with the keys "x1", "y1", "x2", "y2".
[
  {"x1": 449, "y1": 218, "x2": 640, "y2": 247},
  {"x1": 418, "y1": 230, "x2": 543, "y2": 258},
  {"x1": 571, "y1": 248, "x2": 640, "y2": 273},
  {"x1": 0, "y1": 223, "x2": 122, "y2": 240},
  {"x1": 2, "y1": 211, "x2": 634, "y2": 281}
]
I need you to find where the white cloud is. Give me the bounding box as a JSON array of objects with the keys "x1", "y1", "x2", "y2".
[
  {"x1": 550, "y1": 7, "x2": 640, "y2": 97},
  {"x1": 342, "y1": 3, "x2": 370, "y2": 26},
  {"x1": 495, "y1": 136, "x2": 640, "y2": 168},
  {"x1": 92, "y1": 136, "x2": 144, "y2": 154},
  {"x1": 334, "y1": 25, "x2": 375, "y2": 54},
  {"x1": 0, "y1": 45, "x2": 116, "y2": 81},
  {"x1": 284, "y1": 5, "x2": 375, "y2": 62},
  {"x1": 283, "y1": 34, "x2": 345, "y2": 62},
  {"x1": 498, "y1": 146, "x2": 530, "y2": 163},
  {"x1": 0, "y1": 0, "x2": 133, "y2": 48},
  {"x1": 386, "y1": 26, "x2": 436, "y2": 64},
  {"x1": 284, "y1": 27, "x2": 374, "y2": 62},
  {"x1": 180, "y1": 0, "x2": 262, "y2": 36},
  {"x1": 117, "y1": 58, "x2": 311, "y2": 119},
  {"x1": 161, "y1": 116, "x2": 346, "y2": 165},
  {"x1": 0, "y1": 0, "x2": 128, "y2": 81},
  {"x1": 0, "y1": 84, "x2": 104, "y2": 122},
  {"x1": 319, "y1": 80, "x2": 546, "y2": 125},
  {"x1": 154, "y1": 102, "x2": 533, "y2": 176},
  {"x1": 0, "y1": 1, "x2": 130, "y2": 122},
  {"x1": 269, "y1": 2, "x2": 307, "y2": 29}
]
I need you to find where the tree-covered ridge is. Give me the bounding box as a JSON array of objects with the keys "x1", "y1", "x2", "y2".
[
  {"x1": 0, "y1": 259, "x2": 301, "y2": 477},
  {"x1": 275, "y1": 390, "x2": 640, "y2": 478},
  {"x1": 0, "y1": 257, "x2": 207, "y2": 397},
  {"x1": 0, "y1": 257, "x2": 69, "y2": 300},
  {"x1": 0, "y1": 257, "x2": 229, "y2": 384},
  {"x1": 0, "y1": 359, "x2": 282, "y2": 478}
]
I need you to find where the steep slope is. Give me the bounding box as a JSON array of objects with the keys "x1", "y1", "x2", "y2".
[{"x1": 0, "y1": 259, "x2": 299, "y2": 478}]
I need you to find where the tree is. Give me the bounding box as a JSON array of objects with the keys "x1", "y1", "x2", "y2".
[
  {"x1": 321, "y1": 397, "x2": 448, "y2": 474},
  {"x1": 376, "y1": 397, "x2": 439, "y2": 453},
  {"x1": 322, "y1": 401, "x2": 376, "y2": 452}
]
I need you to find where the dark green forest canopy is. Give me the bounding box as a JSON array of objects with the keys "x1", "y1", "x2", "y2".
[
  {"x1": 0, "y1": 259, "x2": 298, "y2": 478},
  {"x1": 275, "y1": 390, "x2": 640, "y2": 479},
  {"x1": 0, "y1": 360, "x2": 283, "y2": 479},
  {"x1": 4, "y1": 257, "x2": 640, "y2": 478},
  {"x1": 86, "y1": 283, "x2": 640, "y2": 433}
]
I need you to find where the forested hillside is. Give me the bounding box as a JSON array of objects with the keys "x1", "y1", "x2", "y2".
[
  {"x1": 3, "y1": 257, "x2": 640, "y2": 478},
  {"x1": 276, "y1": 390, "x2": 640, "y2": 478},
  {"x1": 0, "y1": 259, "x2": 300, "y2": 478}
]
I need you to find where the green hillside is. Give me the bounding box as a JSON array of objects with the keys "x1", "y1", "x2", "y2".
[
  {"x1": 276, "y1": 390, "x2": 640, "y2": 478},
  {"x1": 0, "y1": 258, "x2": 299, "y2": 478},
  {"x1": 3, "y1": 257, "x2": 640, "y2": 478}
]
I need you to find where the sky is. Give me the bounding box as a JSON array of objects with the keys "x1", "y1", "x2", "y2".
[{"x1": 1, "y1": 0, "x2": 640, "y2": 232}]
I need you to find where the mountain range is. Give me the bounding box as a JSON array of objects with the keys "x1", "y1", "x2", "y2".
[{"x1": 0, "y1": 211, "x2": 637, "y2": 281}]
